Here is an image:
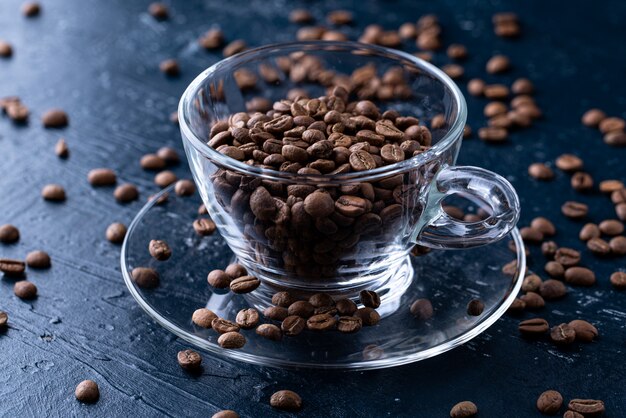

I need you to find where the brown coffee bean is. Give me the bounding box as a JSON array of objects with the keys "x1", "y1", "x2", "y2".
[
  {"x1": 450, "y1": 400, "x2": 478, "y2": 418},
  {"x1": 349, "y1": 150, "x2": 377, "y2": 171},
  {"x1": 155, "y1": 170, "x2": 177, "y2": 187},
  {"x1": 289, "y1": 9, "x2": 313, "y2": 24},
  {"x1": 359, "y1": 290, "x2": 380, "y2": 308},
  {"x1": 256, "y1": 323, "x2": 282, "y2": 341},
  {"x1": 598, "y1": 219, "x2": 623, "y2": 235},
  {"x1": 229, "y1": 275, "x2": 260, "y2": 294},
  {"x1": 211, "y1": 317, "x2": 240, "y2": 334},
  {"x1": 567, "y1": 399, "x2": 605, "y2": 416},
  {"x1": 467, "y1": 79, "x2": 485, "y2": 96},
  {"x1": 522, "y1": 274, "x2": 542, "y2": 293},
  {"x1": 555, "y1": 154, "x2": 583, "y2": 172},
  {"x1": 193, "y1": 218, "x2": 216, "y2": 236},
  {"x1": 568, "y1": 319, "x2": 598, "y2": 342},
  {"x1": 14, "y1": 280, "x2": 37, "y2": 299},
  {"x1": 335, "y1": 195, "x2": 372, "y2": 217},
  {"x1": 327, "y1": 9, "x2": 352, "y2": 25},
  {"x1": 545, "y1": 261, "x2": 565, "y2": 278},
  {"x1": 354, "y1": 307, "x2": 380, "y2": 326},
  {"x1": 270, "y1": 390, "x2": 302, "y2": 412},
  {"x1": 554, "y1": 248, "x2": 581, "y2": 267},
  {"x1": 541, "y1": 241, "x2": 558, "y2": 259},
  {"x1": 539, "y1": 279, "x2": 567, "y2": 299},
  {"x1": 224, "y1": 263, "x2": 247, "y2": 278},
  {"x1": 303, "y1": 191, "x2": 334, "y2": 218},
  {"x1": 192, "y1": 308, "x2": 217, "y2": 328},
  {"x1": 599, "y1": 179, "x2": 624, "y2": 194},
  {"x1": 272, "y1": 291, "x2": 294, "y2": 308},
  {"x1": 579, "y1": 223, "x2": 600, "y2": 241},
  {"x1": 599, "y1": 117, "x2": 625, "y2": 134},
  {"x1": 42, "y1": 184, "x2": 66, "y2": 201},
  {"x1": 581, "y1": 109, "x2": 606, "y2": 127},
  {"x1": 571, "y1": 172, "x2": 594, "y2": 192},
  {"x1": 42, "y1": 109, "x2": 69, "y2": 127},
  {"x1": 159, "y1": 59, "x2": 179, "y2": 76},
  {"x1": 531, "y1": 217, "x2": 556, "y2": 236},
  {"x1": 1, "y1": 259, "x2": 26, "y2": 276},
  {"x1": 609, "y1": 236, "x2": 626, "y2": 255},
  {"x1": 156, "y1": 147, "x2": 180, "y2": 165},
  {"x1": 105, "y1": 223, "x2": 127, "y2": 244},
  {"x1": 502, "y1": 259, "x2": 520, "y2": 276},
  {"x1": 561, "y1": 201, "x2": 588, "y2": 219},
  {"x1": 55, "y1": 138, "x2": 69, "y2": 158},
  {"x1": 478, "y1": 126, "x2": 508, "y2": 143},
  {"x1": 306, "y1": 313, "x2": 336, "y2": 331},
  {"x1": 447, "y1": 43, "x2": 467, "y2": 60},
  {"x1": 466, "y1": 299, "x2": 484, "y2": 316},
  {"x1": 0, "y1": 311, "x2": 7, "y2": 328},
  {"x1": 223, "y1": 40, "x2": 247, "y2": 57},
  {"x1": 486, "y1": 55, "x2": 510, "y2": 74},
  {"x1": 507, "y1": 298, "x2": 526, "y2": 314},
  {"x1": 604, "y1": 130, "x2": 626, "y2": 146},
  {"x1": 617, "y1": 203, "x2": 626, "y2": 221},
  {"x1": 536, "y1": 390, "x2": 563, "y2": 415},
  {"x1": 0, "y1": 224, "x2": 19, "y2": 244},
  {"x1": 148, "y1": 2, "x2": 168, "y2": 20},
  {"x1": 75, "y1": 380, "x2": 99, "y2": 403},
  {"x1": 483, "y1": 84, "x2": 509, "y2": 100},
  {"x1": 521, "y1": 226, "x2": 544, "y2": 244},
  {"x1": 511, "y1": 78, "x2": 534, "y2": 95},
  {"x1": 520, "y1": 292, "x2": 545, "y2": 309},
  {"x1": 212, "y1": 411, "x2": 239, "y2": 418},
  {"x1": 235, "y1": 308, "x2": 259, "y2": 329},
  {"x1": 177, "y1": 349, "x2": 202, "y2": 370},
  {"x1": 218, "y1": 331, "x2": 246, "y2": 349},
  {"x1": 175, "y1": 179, "x2": 195, "y2": 196},
  {"x1": 288, "y1": 300, "x2": 315, "y2": 318},
  {"x1": 149, "y1": 239, "x2": 171, "y2": 261},
  {"x1": 140, "y1": 154, "x2": 166, "y2": 170},
  {"x1": 335, "y1": 298, "x2": 357, "y2": 316},
  {"x1": 611, "y1": 188, "x2": 626, "y2": 204},
  {"x1": 264, "y1": 306, "x2": 289, "y2": 321},
  {"x1": 25, "y1": 250, "x2": 51, "y2": 269},
  {"x1": 281, "y1": 315, "x2": 306, "y2": 336},
  {"x1": 564, "y1": 267, "x2": 596, "y2": 286},
  {"x1": 409, "y1": 298, "x2": 434, "y2": 319},
  {"x1": 308, "y1": 293, "x2": 334, "y2": 308},
  {"x1": 587, "y1": 238, "x2": 611, "y2": 255},
  {"x1": 610, "y1": 271, "x2": 626, "y2": 289},
  {"x1": 442, "y1": 64, "x2": 464, "y2": 79},
  {"x1": 519, "y1": 318, "x2": 549, "y2": 336},
  {"x1": 550, "y1": 323, "x2": 576, "y2": 345},
  {"x1": 131, "y1": 267, "x2": 159, "y2": 289},
  {"x1": 88, "y1": 168, "x2": 116, "y2": 186},
  {"x1": 22, "y1": 2, "x2": 41, "y2": 17},
  {"x1": 114, "y1": 184, "x2": 139, "y2": 203}
]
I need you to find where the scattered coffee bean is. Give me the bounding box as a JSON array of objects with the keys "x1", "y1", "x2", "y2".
[
  {"x1": 579, "y1": 223, "x2": 600, "y2": 241},
  {"x1": 75, "y1": 380, "x2": 99, "y2": 404},
  {"x1": 211, "y1": 317, "x2": 239, "y2": 334},
  {"x1": 42, "y1": 184, "x2": 66, "y2": 202},
  {"x1": 88, "y1": 168, "x2": 117, "y2": 186},
  {"x1": 140, "y1": 154, "x2": 166, "y2": 170},
  {"x1": 520, "y1": 292, "x2": 545, "y2": 309},
  {"x1": 486, "y1": 54, "x2": 510, "y2": 74},
  {"x1": 519, "y1": 318, "x2": 549, "y2": 336},
  {"x1": 539, "y1": 279, "x2": 567, "y2": 299},
  {"x1": 155, "y1": 170, "x2": 177, "y2": 188},
  {"x1": 193, "y1": 218, "x2": 216, "y2": 236},
  {"x1": 610, "y1": 236, "x2": 626, "y2": 255},
  {"x1": 450, "y1": 400, "x2": 478, "y2": 418},
  {"x1": 177, "y1": 349, "x2": 202, "y2": 370},
  {"x1": 536, "y1": 390, "x2": 563, "y2": 415},
  {"x1": 563, "y1": 410, "x2": 584, "y2": 418},
  {"x1": 0, "y1": 311, "x2": 7, "y2": 329},
  {"x1": 467, "y1": 78, "x2": 485, "y2": 96},
  {"x1": 148, "y1": 2, "x2": 168, "y2": 20},
  {"x1": 522, "y1": 274, "x2": 543, "y2": 293},
  {"x1": 14, "y1": 280, "x2": 37, "y2": 299},
  {"x1": 55, "y1": 138, "x2": 69, "y2": 158},
  {"x1": 160, "y1": 59, "x2": 180, "y2": 76},
  {"x1": 131, "y1": 267, "x2": 160, "y2": 289},
  {"x1": 354, "y1": 307, "x2": 380, "y2": 326},
  {"x1": 192, "y1": 308, "x2": 217, "y2": 328},
  {"x1": 521, "y1": 226, "x2": 544, "y2": 243},
  {"x1": 507, "y1": 298, "x2": 526, "y2": 314},
  {"x1": 598, "y1": 117, "x2": 625, "y2": 134},
  {"x1": 212, "y1": 411, "x2": 239, "y2": 418},
  {"x1": 175, "y1": 179, "x2": 195, "y2": 196},
  {"x1": 281, "y1": 315, "x2": 306, "y2": 336},
  {"x1": 410, "y1": 298, "x2": 434, "y2": 319},
  {"x1": 230, "y1": 275, "x2": 260, "y2": 294},
  {"x1": 466, "y1": 299, "x2": 484, "y2": 316},
  {"x1": 447, "y1": 44, "x2": 468, "y2": 60},
  {"x1": 106, "y1": 223, "x2": 127, "y2": 244},
  {"x1": 587, "y1": 237, "x2": 611, "y2": 256},
  {"x1": 25, "y1": 250, "x2": 51, "y2": 269},
  {"x1": 550, "y1": 323, "x2": 576, "y2": 345},
  {"x1": 545, "y1": 261, "x2": 565, "y2": 278},
  {"x1": 218, "y1": 331, "x2": 246, "y2": 349},
  {"x1": 42, "y1": 109, "x2": 68, "y2": 128},
  {"x1": 1, "y1": 258, "x2": 26, "y2": 276},
  {"x1": 359, "y1": 290, "x2": 381, "y2": 308},
  {"x1": 288, "y1": 300, "x2": 315, "y2": 318},
  {"x1": 616, "y1": 203, "x2": 626, "y2": 221},
  {"x1": 223, "y1": 40, "x2": 247, "y2": 57},
  {"x1": 561, "y1": 201, "x2": 588, "y2": 219},
  {"x1": 22, "y1": 2, "x2": 41, "y2": 17},
  {"x1": 114, "y1": 183, "x2": 139, "y2": 203},
  {"x1": 478, "y1": 126, "x2": 508, "y2": 143},
  {"x1": 271, "y1": 291, "x2": 294, "y2": 308},
  {"x1": 0, "y1": 224, "x2": 19, "y2": 244},
  {"x1": 541, "y1": 241, "x2": 558, "y2": 259},
  {"x1": 235, "y1": 308, "x2": 260, "y2": 329},
  {"x1": 0, "y1": 40, "x2": 12, "y2": 58},
  {"x1": 554, "y1": 248, "x2": 581, "y2": 267},
  {"x1": 567, "y1": 399, "x2": 605, "y2": 416},
  {"x1": 610, "y1": 271, "x2": 626, "y2": 289},
  {"x1": 306, "y1": 313, "x2": 336, "y2": 331},
  {"x1": 256, "y1": 323, "x2": 282, "y2": 341},
  {"x1": 207, "y1": 269, "x2": 231, "y2": 288},
  {"x1": 335, "y1": 298, "x2": 358, "y2": 316},
  {"x1": 289, "y1": 9, "x2": 313, "y2": 24},
  {"x1": 149, "y1": 239, "x2": 171, "y2": 261},
  {"x1": 555, "y1": 154, "x2": 583, "y2": 172},
  {"x1": 528, "y1": 163, "x2": 554, "y2": 180},
  {"x1": 224, "y1": 263, "x2": 247, "y2": 278},
  {"x1": 599, "y1": 179, "x2": 624, "y2": 194},
  {"x1": 568, "y1": 319, "x2": 598, "y2": 342},
  {"x1": 571, "y1": 172, "x2": 594, "y2": 192},
  {"x1": 530, "y1": 217, "x2": 556, "y2": 236},
  {"x1": 564, "y1": 267, "x2": 596, "y2": 286},
  {"x1": 264, "y1": 306, "x2": 289, "y2": 321},
  {"x1": 156, "y1": 147, "x2": 180, "y2": 165},
  {"x1": 327, "y1": 9, "x2": 353, "y2": 25},
  {"x1": 581, "y1": 109, "x2": 606, "y2": 127},
  {"x1": 270, "y1": 390, "x2": 302, "y2": 412},
  {"x1": 599, "y1": 219, "x2": 623, "y2": 235},
  {"x1": 604, "y1": 130, "x2": 626, "y2": 146}
]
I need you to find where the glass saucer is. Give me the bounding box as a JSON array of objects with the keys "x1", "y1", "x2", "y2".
[{"x1": 121, "y1": 185, "x2": 525, "y2": 370}]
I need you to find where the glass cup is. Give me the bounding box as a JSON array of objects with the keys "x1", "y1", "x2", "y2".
[{"x1": 179, "y1": 41, "x2": 520, "y2": 300}]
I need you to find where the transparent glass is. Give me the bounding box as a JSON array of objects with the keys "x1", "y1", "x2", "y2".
[{"x1": 179, "y1": 41, "x2": 520, "y2": 296}]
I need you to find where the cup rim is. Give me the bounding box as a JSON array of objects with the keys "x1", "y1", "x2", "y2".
[{"x1": 179, "y1": 41, "x2": 467, "y2": 183}]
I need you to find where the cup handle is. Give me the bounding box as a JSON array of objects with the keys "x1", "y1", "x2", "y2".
[{"x1": 413, "y1": 166, "x2": 520, "y2": 249}]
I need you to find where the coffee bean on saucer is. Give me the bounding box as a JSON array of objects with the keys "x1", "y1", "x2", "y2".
[
  {"x1": 1, "y1": 258, "x2": 26, "y2": 276},
  {"x1": 410, "y1": 298, "x2": 434, "y2": 319},
  {"x1": 230, "y1": 275, "x2": 260, "y2": 294},
  {"x1": 335, "y1": 298, "x2": 357, "y2": 316},
  {"x1": 177, "y1": 349, "x2": 202, "y2": 370},
  {"x1": 55, "y1": 138, "x2": 69, "y2": 158},
  {"x1": 272, "y1": 291, "x2": 294, "y2": 308},
  {"x1": 554, "y1": 248, "x2": 580, "y2": 267},
  {"x1": 155, "y1": 171, "x2": 177, "y2": 188},
  {"x1": 270, "y1": 390, "x2": 302, "y2": 412},
  {"x1": 309, "y1": 293, "x2": 335, "y2": 308},
  {"x1": 211, "y1": 318, "x2": 239, "y2": 334},
  {"x1": 531, "y1": 217, "x2": 556, "y2": 236},
  {"x1": 288, "y1": 301, "x2": 315, "y2": 318},
  {"x1": 212, "y1": 411, "x2": 239, "y2": 418},
  {"x1": 568, "y1": 319, "x2": 598, "y2": 342},
  {"x1": 0, "y1": 224, "x2": 20, "y2": 243},
  {"x1": 598, "y1": 219, "x2": 624, "y2": 235},
  {"x1": 88, "y1": 168, "x2": 117, "y2": 186},
  {"x1": 25, "y1": 250, "x2": 51, "y2": 269},
  {"x1": 539, "y1": 279, "x2": 567, "y2": 299},
  {"x1": 564, "y1": 267, "x2": 596, "y2": 286},
  {"x1": 567, "y1": 399, "x2": 605, "y2": 416},
  {"x1": 545, "y1": 261, "x2": 565, "y2": 278},
  {"x1": 337, "y1": 316, "x2": 362, "y2": 333},
  {"x1": 256, "y1": 324, "x2": 282, "y2": 341},
  {"x1": 579, "y1": 223, "x2": 600, "y2": 241},
  {"x1": 610, "y1": 271, "x2": 626, "y2": 289},
  {"x1": 192, "y1": 308, "x2": 217, "y2": 328},
  {"x1": 224, "y1": 264, "x2": 247, "y2": 279},
  {"x1": 149, "y1": 239, "x2": 171, "y2": 261},
  {"x1": 14, "y1": 280, "x2": 37, "y2": 299},
  {"x1": 140, "y1": 154, "x2": 166, "y2": 170},
  {"x1": 218, "y1": 331, "x2": 246, "y2": 349},
  {"x1": 561, "y1": 201, "x2": 588, "y2": 219},
  {"x1": 306, "y1": 313, "x2": 336, "y2": 331},
  {"x1": 0, "y1": 311, "x2": 7, "y2": 329},
  {"x1": 581, "y1": 109, "x2": 606, "y2": 127},
  {"x1": 236, "y1": 308, "x2": 260, "y2": 329},
  {"x1": 550, "y1": 323, "x2": 576, "y2": 345},
  {"x1": 359, "y1": 290, "x2": 381, "y2": 308},
  {"x1": 160, "y1": 59, "x2": 179, "y2": 76},
  {"x1": 75, "y1": 380, "x2": 99, "y2": 404},
  {"x1": 519, "y1": 318, "x2": 549, "y2": 336},
  {"x1": 528, "y1": 163, "x2": 554, "y2": 180},
  {"x1": 281, "y1": 315, "x2": 306, "y2": 336},
  {"x1": 131, "y1": 267, "x2": 160, "y2": 289},
  {"x1": 536, "y1": 390, "x2": 563, "y2": 415},
  {"x1": 450, "y1": 401, "x2": 478, "y2": 418},
  {"x1": 42, "y1": 184, "x2": 66, "y2": 201},
  {"x1": 264, "y1": 306, "x2": 288, "y2": 321},
  {"x1": 42, "y1": 109, "x2": 68, "y2": 128},
  {"x1": 354, "y1": 307, "x2": 380, "y2": 326},
  {"x1": 114, "y1": 183, "x2": 139, "y2": 203},
  {"x1": 466, "y1": 299, "x2": 484, "y2": 316},
  {"x1": 587, "y1": 237, "x2": 611, "y2": 255},
  {"x1": 522, "y1": 274, "x2": 542, "y2": 293},
  {"x1": 555, "y1": 154, "x2": 583, "y2": 172},
  {"x1": 106, "y1": 223, "x2": 127, "y2": 244},
  {"x1": 207, "y1": 270, "x2": 231, "y2": 288},
  {"x1": 174, "y1": 179, "x2": 195, "y2": 196},
  {"x1": 520, "y1": 292, "x2": 545, "y2": 309}
]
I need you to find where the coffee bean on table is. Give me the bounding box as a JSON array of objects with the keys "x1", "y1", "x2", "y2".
[
  {"x1": 42, "y1": 184, "x2": 66, "y2": 201},
  {"x1": 1, "y1": 258, "x2": 26, "y2": 276},
  {"x1": 478, "y1": 126, "x2": 508, "y2": 143},
  {"x1": 507, "y1": 298, "x2": 526, "y2": 314},
  {"x1": 212, "y1": 411, "x2": 239, "y2": 418},
  {"x1": 579, "y1": 223, "x2": 600, "y2": 241},
  {"x1": 207, "y1": 270, "x2": 230, "y2": 288},
  {"x1": 192, "y1": 308, "x2": 217, "y2": 328},
  {"x1": 564, "y1": 267, "x2": 596, "y2": 286},
  {"x1": 270, "y1": 390, "x2": 302, "y2": 412},
  {"x1": 610, "y1": 271, "x2": 626, "y2": 289},
  {"x1": 521, "y1": 227, "x2": 544, "y2": 243},
  {"x1": 536, "y1": 390, "x2": 563, "y2": 415},
  {"x1": 568, "y1": 319, "x2": 598, "y2": 342},
  {"x1": 539, "y1": 279, "x2": 567, "y2": 299},
  {"x1": 0, "y1": 224, "x2": 20, "y2": 243},
  {"x1": 289, "y1": 9, "x2": 313, "y2": 24},
  {"x1": 359, "y1": 290, "x2": 381, "y2": 308},
  {"x1": 529, "y1": 217, "x2": 555, "y2": 237},
  {"x1": 264, "y1": 306, "x2": 288, "y2": 321},
  {"x1": 520, "y1": 292, "x2": 545, "y2": 309},
  {"x1": 131, "y1": 267, "x2": 160, "y2": 289},
  {"x1": 335, "y1": 298, "x2": 357, "y2": 316},
  {"x1": 88, "y1": 168, "x2": 117, "y2": 186},
  {"x1": 22, "y1": 2, "x2": 41, "y2": 17},
  {"x1": 466, "y1": 299, "x2": 484, "y2": 316},
  {"x1": 75, "y1": 380, "x2": 99, "y2": 404},
  {"x1": 175, "y1": 179, "x2": 195, "y2": 196},
  {"x1": 224, "y1": 263, "x2": 247, "y2": 279},
  {"x1": 288, "y1": 300, "x2": 315, "y2": 318},
  {"x1": 177, "y1": 349, "x2": 202, "y2": 370},
  {"x1": 155, "y1": 170, "x2": 177, "y2": 187},
  {"x1": 272, "y1": 291, "x2": 294, "y2": 308},
  {"x1": 541, "y1": 241, "x2": 558, "y2": 259},
  {"x1": 0, "y1": 40, "x2": 13, "y2": 57},
  {"x1": 306, "y1": 313, "x2": 336, "y2": 331},
  {"x1": 114, "y1": 183, "x2": 139, "y2": 203},
  {"x1": 235, "y1": 308, "x2": 260, "y2": 329},
  {"x1": 563, "y1": 411, "x2": 584, "y2": 418},
  {"x1": 571, "y1": 172, "x2": 593, "y2": 192},
  {"x1": 160, "y1": 59, "x2": 180, "y2": 76},
  {"x1": 0, "y1": 311, "x2": 7, "y2": 329},
  {"x1": 554, "y1": 248, "x2": 581, "y2": 267},
  {"x1": 561, "y1": 201, "x2": 588, "y2": 219},
  {"x1": 599, "y1": 179, "x2": 624, "y2": 194},
  {"x1": 211, "y1": 318, "x2": 239, "y2": 334},
  {"x1": 581, "y1": 109, "x2": 606, "y2": 127},
  {"x1": 598, "y1": 219, "x2": 624, "y2": 235},
  {"x1": 486, "y1": 54, "x2": 510, "y2": 73},
  {"x1": 611, "y1": 188, "x2": 626, "y2": 204},
  {"x1": 308, "y1": 293, "x2": 334, "y2": 308},
  {"x1": 281, "y1": 315, "x2": 306, "y2": 336},
  {"x1": 410, "y1": 298, "x2": 434, "y2": 319},
  {"x1": 14, "y1": 281, "x2": 37, "y2": 299},
  {"x1": 519, "y1": 318, "x2": 549, "y2": 336},
  {"x1": 545, "y1": 261, "x2": 565, "y2": 278},
  {"x1": 42, "y1": 109, "x2": 68, "y2": 128},
  {"x1": 106, "y1": 223, "x2": 127, "y2": 244},
  {"x1": 586, "y1": 238, "x2": 611, "y2": 256},
  {"x1": 25, "y1": 250, "x2": 51, "y2": 269},
  {"x1": 55, "y1": 138, "x2": 69, "y2": 158},
  {"x1": 218, "y1": 331, "x2": 246, "y2": 349},
  {"x1": 550, "y1": 323, "x2": 576, "y2": 345},
  {"x1": 337, "y1": 316, "x2": 362, "y2": 333},
  {"x1": 223, "y1": 40, "x2": 247, "y2": 57},
  {"x1": 140, "y1": 154, "x2": 166, "y2": 170},
  {"x1": 148, "y1": 2, "x2": 169, "y2": 20},
  {"x1": 157, "y1": 146, "x2": 180, "y2": 165},
  {"x1": 450, "y1": 400, "x2": 478, "y2": 418},
  {"x1": 555, "y1": 154, "x2": 584, "y2": 172},
  {"x1": 567, "y1": 399, "x2": 605, "y2": 416},
  {"x1": 528, "y1": 163, "x2": 554, "y2": 180},
  {"x1": 256, "y1": 323, "x2": 282, "y2": 341},
  {"x1": 354, "y1": 307, "x2": 380, "y2": 326},
  {"x1": 229, "y1": 275, "x2": 260, "y2": 294},
  {"x1": 522, "y1": 274, "x2": 542, "y2": 293}
]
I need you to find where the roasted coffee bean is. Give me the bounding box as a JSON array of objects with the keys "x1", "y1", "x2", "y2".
[
  {"x1": 42, "y1": 109, "x2": 68, "y2": 127},
  {"x1": 483, "y1": 84, "x2": 509, "y2": 100},
  {"x1": 599, "y1": 179, "x2": 624, "y2": 194},
  {"x1": 88, "y1": 168, "x2": 116, "y2": 186},
  {"x1": 599, "y1": 117, "x2": 625, "y2": 134},
  {"x1": 531, "y1": 217, "x2": 556, "y2": 236},
  {"x1": 335, "y1": 195, "x2": 372, "y2": 217},
  {"x1": 114, "y1": 183, "x2": 139, "y2": 203},
  {"x1": 521, "y1": 227, "x2": 544, "y2": 243},
  {"x1": 567, "y1": 399, "x2": 605, "y2": 417},
  {"x1": 272, "y1": 291, "x2": 294, "y2": 308},
  {"x1": 568, "y1": 319, "x2": 598, "y2": 342},
  {"x1": 22, "y1": 2, "x2": 41, "y2": 17},
  {"x1": 256, "y1": 323, "x2": 282, "y2": 341},
  {"x1": 225, "y1": 263, "x2": 247, "y2": 278},
  {"x1": 519, "y1": 318, "x2": 549, "y2": 336},
  {"x1": 507, "y1": 298, "x2": 526, "y2": 314},
  {"x1": 536, "y1": 390, "x2": 563, "y2": 415},
  {"x1": 442, "y1": 64, "x2": 464, "y2": 79},
  {"x1": 175, "y1": 179, "x2": 195, "y2": 196},
  {"x1": 1, "y1": 258, "x2": 26, "y2": 276},
  {"x1": 528, "y1": 163, "x2": 553, "y2": 180},
  {"x1": 571, "y1": 172, "x2": 594, "y2": 192},
  {"x1": 155, "y1": 170, "x2": 177, "y2": 187},
  {"x1": 599, "y1": 219, "x2": 623, "y2": 235},
  {"x1": 270, "y1": 390, "x2": 302, "y2": 412},
  {"x1": 617, "y1": 203, "x2": 626, "y2": 221},
  {"x1": 486, "y1": 54, "x2": 510, "y2": 74},
  {"x1": 148, "y1": 2, "x2": 168, "y2": 20},
  {"x1": 289, "y1": 9, "x2": 313, "y2": 24},
  {"x1": 564, "y1": 267, "x2": 596, "y2": 286},
  {"x1": 349, "y1": 150, "x2": 377, "y2": 171},
  {"x1": 511, "y1": 78, "x2": 534, "y2": 95},
  {"x1": 478, "y1": 126, "x2": 508, "y2": 143},
  {"x1": 55, "y1": 138, "x2": 69, "y2": 158},
  {"x1": 177, "y1": 349, "x2": 202, "y2": 370},
  {"x1": 25, "y1": 251, "x2": 51, "y2": 269},
  {"x1": 264, "y1": 306, "x2": 289, "y2": 321},
  {"x1": 193, "y1": 218, "x2": 216, "y2": 236},
  {"x1": 149, "y1": 239, "x2": 171, "y2": 261},
  {"x1": 218, "y1": 331, "x2": 246, "y2": 349},
  {"x1": 522, "y1": 274, "x2": 542, "y2": 293},
  {"x1": 541, "y1": 241, "x2": 558, "y2": 259},
  {"x1": 587, "y1": 238, "x2": 611, "y2": 255},
  {"x1": 75, "y1": 380, "x2": 99, "y2": 404},
  {"x1": 609, "y1": 236, "x2": 626, "y2": 255},
  {"x1": 545, "y1": 261, "x2": 565, "y2": 278},
  {"x1": 235, "y1": 308, "x2": 259, "y2": 329},
  {"x1": 556, "y1": 154, "x2": 584, "y2": 172},
  {"x1": 281, "y1": 315, "x2": 306, "y2": 336},
  {"x1": 192, "y1": 308, "x2": 217, "y2": 328},
  {"x1": 335, "y1": 298, "x2": 358, "y2": 316},
  {"x1": 229, "y1": 275, "x2": 260, "y2": 294},
  {"x1": 561, "y1": 201, "x2": 588, "y2": 219},
  {"x1": 466, "y1": 299, "x2": 484, "y2": 316},
  {"x1": 520, "y1": 292, "x2": 545, "y2": 309},
  {"x1": 409, "y1": 298, "x2": 434, "y2": 319},
  {"x1": 303, "y1": 191, "x2": 334, "y2": 218},
  {"x1": 446, "y1": 43, "x2": 467, "y2": 60},
  {"x1": 309, "y1": 293, "x2": 334, "y2": 308},
  {"x1": 0, "y1": 224, "x2": 19, "y2": 243},
  {"x1": 306, "y1": 313, "x2": 336, "y2": 331},
  {"x1": 14, "y1": 280, "x2": 37, "y2": 299},
  {"x1": 581, "y1": 109, "x2": 606, "y2": 127},
  {"x1": 450, "y1": 401, "x2": 478, "y2": 418},
  {"x1": 563, "y1": 411, "x2": 584, "y2": 418},
  {"x1": 0, "y1": 311, "x2": 7, "y2": 329},
  {"x1": 502, "y1": 259, "x2": 520, "y2": 276},
  {"x1": 579, "y1": 223, "x2": 600, "y2": 241},
  {"x1": 467, "y1": 79, "x2": 485, "y2": 96},
  {"x1": 106, "y1": 223, "x2": 127, "y2": 244},
  {"x1": 42, "y1": 184, "x2": 66, "y2": 201},
  {"x1": 550, "y1": 323, "x2": 576, "y2": 345},
  {"x1": 157, "y1": 146, "x2": 180, "y2": 165},
  {"x1": 212, "y1": 411, "x2": 239, "y2": 418},
  {"x1": 539, "y1": 279, "x2": 567, "y2": 299},
  {"x1": 604, "y1": 130, "x2": 626, "y2": 146},
  {"x1": 354, "y1": 307, "x2": 380, "y2": 326},
  {"x1": 554, "y1": 248, "x2": 581, "y2": 267},
  {"x1": 159, "y1": 59, "x2": 180, "y2": 76},
  {"x1": 359, "y1": 290, "x2": 380, "y2": 308},
  {"x1": 211, "y1": 318, "x2": 240, "y2": 334},
  {"x1": 610, "y1": 271, "x2": 626, "y2": 289},
  {"x1": 131, "y1": 267, "x2": 159, "y2": 288},
  {"x1": 288, "y1": 300, "x2": 315, "y2": 318},
  {"x1": 334, "y1": 316, "x2": 364, "y2": 336}
]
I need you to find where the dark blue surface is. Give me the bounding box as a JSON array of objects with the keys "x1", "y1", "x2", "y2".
[{"x1": 1, "y1": 0, "x2": 625, "y2": 416}]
